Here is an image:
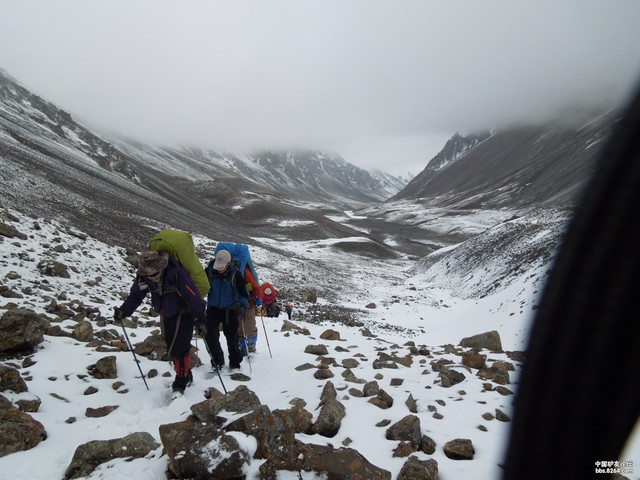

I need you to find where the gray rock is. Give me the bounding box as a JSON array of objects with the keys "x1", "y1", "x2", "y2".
[
  {"x1": 0, "y1": 365, "x2": 28, "y2": 393},
  {"x1": 312, "y1": 397, "x2": 346, "y2": 438},
  {"x1": 159, "y1": 418, "x2": 249, "y2": 480},
  {"x1": 459, "y1": 330, "x2": 503, "y2": 352},
  {"x1": 88, "y1": 356, "x2": 117, "y2": 379},
  {"x1": 71, "y1": 320, "x2": 94, "y2": 342},
  {"x1": 386, "y1": 415, "x2": 422, "y2": 447},
  {"x1": 259, "y1": 443, "x2": 391, "y2": 480},
  {"x1": 444, "y1": 438, "x2": 475, "y2": 460},
  {"x1": 304, "y1": 344, "x2": 329, "y2": 355},
  {"x1": 64, "y1": 432, "x2": 159, "y2": 479},
  {"x1": 0, "y1": 399, "x2": 47, "y2": 458},
  {"x1": 397, "y1": 455, "x2": 439, "y2": 480},
  {"x1": 0, "y1": 308, "x2": 50, "y2": 353},
  {"x1": 225, "y1": 405, "x2": 297, "y2": 459}
]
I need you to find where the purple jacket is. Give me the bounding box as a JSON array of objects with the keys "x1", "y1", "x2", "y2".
[{"x1": 120, "y1": 256, "x2": 206, "y2": 322}]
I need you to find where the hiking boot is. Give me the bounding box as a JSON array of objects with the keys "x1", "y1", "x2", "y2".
[
  {"x1": 187, "y1": 370, "x2": 193, "y2": 386},
  {"x1": 248, "y1": 343, "x2": 256, "y2": 353},
  {"x1": 211, "y1": 361, "x2": 224, "y2": 372},
  {"x1": 240, "y1": 347, "x2": 248, "y2": 356},
  {"x1": 229, "y1": 363, "x2": 241, "y2": 371}
]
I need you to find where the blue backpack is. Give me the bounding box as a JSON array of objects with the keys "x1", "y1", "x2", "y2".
[{"x1": 214, "y1": 242, "x2": 260, "y2": 285}]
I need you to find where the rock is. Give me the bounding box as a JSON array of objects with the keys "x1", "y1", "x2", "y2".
[
  {"x1": 444, "y1": 438, "x2": 475, "y2": 460},
  {"x1": 461, "y1": 351, "x2": 487, "y2": 369},
  {"x1": 459, "y1": 330, "x2": 503, "y2": 352},
  {"x1": 341, "y1": 358, "x2": 360, "y2": 368},
  {"x1": 495, "y1": 408, "x2": 511, "y2": 422},
  {"x1": 420, "y1": 435, "x2": 437, "y2": 455},
  {"x1": 191, "y1": 385, "x2": 262, "y2": 424},
  {"x1": 88, "y1": 356, "x2": 117, "y2": 379},
  {"x1": 312, "y1": 397, "x2": 346, "y2": 438},
  {"x1": 37, "y1": 259, "x2": 71, "y2": 278},
  {"x1": 397, "y1": 455, "x2": 439, "y2": 480},
  {"x1": 273, "y1": 404, "x2": 314, "y2": 434},
  {"x1": 0, "y1": 365, "x2": 28, "y2": 393},
  {"x1": 304, "y1": 344, "x2": 328, "y2": 355},
  {"x1": 361, "y1": 327, "x2": 376, "y2": 337},
  {"x1": 259, "y1": 443, "x2": 391, "y2": 480},
  {"x1": 0, "y1": 399, "x2": 47, "y2": 458},
  {"x1": 15, "y1": 393, "x2": 41, "y2": 413},
  {"x1": 393, "y1": 441, "x2": 417, "y2": 457},
  {"x1": 366, "y1": 303, "x2": 377, "y2": 309},
  {"x1": 406, "y1": 393, "x2": 417, "y2": 413},
  {"x1": 363, "y1": 380, "x2": 380, "y2": 397},
  {"x1": 71, "y1": 320, "x2": 94, "y2": 342},
  {"x1": 85, "y1": 406, "x2": 118, "y2": 418},
  {"x1": 225, "y1": 405, "x2": 297, "y2": 459},
  {"x1": 319, "y1": 381, "x2": 337, "y2": 405},
  {"x1": 314, "y1": 367, "x2": 334, "y2": 379},
  {"x1": 341, "y1": 367, "x2": 366, "y2": 384},
  {"x1": 478, "y1": 362, "x2": 511, "y2": 385},
  {"x1": 386, "y1": 415, "x2": 422, "y2": 447},
  {"x1": 159, "y1": 418, "x2": 249, "y2": 480},
  {"x1": 0, "y1": 308, "x2": 50, "y2": 352},
  {"x1": 368, "y1": 389, "x2": 394, "y2": 409},
  {"x1": 64, "y1": 432, "x2": 159, "y2": 479},
  {"x1": 439, "y1": 367, "x2": 466, "y2": 387},
  {"x1": 319, "y1": 329, "x2": 341, "y2": 340}
]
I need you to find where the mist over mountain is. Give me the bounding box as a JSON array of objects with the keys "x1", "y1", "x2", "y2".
[
  {"x1": 1, "y1": 67, "x2": 632, "y2": 479},
  {"x1": 0, "y1": 69, "x2": 403, "y2": 252}
]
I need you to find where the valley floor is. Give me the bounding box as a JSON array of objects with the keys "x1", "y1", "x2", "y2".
[{"x1": 1, "y1": 209, "x2": 638, "y2": 479}]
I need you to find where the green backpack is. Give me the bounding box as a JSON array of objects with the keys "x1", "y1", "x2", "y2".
[{"x1": 149, "y1": 229, "x2": 210, "y2": 298}]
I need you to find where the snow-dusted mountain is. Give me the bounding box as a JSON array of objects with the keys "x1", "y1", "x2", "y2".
[
  {"x1": 1, "y1": 67, "x2": 637, "y2": 479},
  {"x1": 0, "y1": 69, "x2": 404, "y2": 251}
]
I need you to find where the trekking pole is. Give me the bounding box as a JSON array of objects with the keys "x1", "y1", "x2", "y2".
[
  {"x1": 119, "y1": 321, "x2": 150, "y2": 390},
  {"x1": 240, "y1": 319, "x2": 253, "y2": 373},
  {"x1": 202, "y1": 336, "x2": 227, "y2": 394},
  {"x1": 259, "y1": 309, "x2": 273, "y2": 359}
]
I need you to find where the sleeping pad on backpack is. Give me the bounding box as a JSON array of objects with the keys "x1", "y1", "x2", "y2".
[{"x1": 149, "y1": 228, "x2": 210, "y2": 298}]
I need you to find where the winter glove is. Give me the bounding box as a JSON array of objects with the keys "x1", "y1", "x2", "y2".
[
  {"x1": 195, "y1": 320, "x2": 207, "y2": 338},
  {"x1": 113, "y1": 307, "x2": 126, "y2": 323},
  {"x1": 255, "y1": 298, "x2": 262, "y2": 307}
]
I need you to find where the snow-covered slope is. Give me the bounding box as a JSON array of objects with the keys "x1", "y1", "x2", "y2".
[{"x1": 0, "y1": 207, "x2": 537, "y2": 480}]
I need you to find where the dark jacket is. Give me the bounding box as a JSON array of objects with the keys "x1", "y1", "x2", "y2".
[
  {"x1": 206, "y1": 262, "x2": 249, "y2": 310},
  {"x1": 120, "y1": 255, "x2": 206, "y2": 322}
]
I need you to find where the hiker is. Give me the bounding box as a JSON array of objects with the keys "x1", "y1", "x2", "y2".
[
  {"x1": 238, "y1": 266, "x2": 262, "y2": 355},
  {"x1": 262, "y1": 283, "x2": 281, "y2": 317},
  {"x1": 113, "y1": 250, "x2": 207, "y2": 394},
  {"x1": 204, "y1": 248, "x2": 249, "y2": 370},
  {"x1": 285, "y1": 302, "x2": 292, "y2": 320}
]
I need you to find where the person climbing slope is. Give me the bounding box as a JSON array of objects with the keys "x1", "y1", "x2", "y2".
[{"x1": 114, "y1": 250, "x2": 207, "y2": 394}]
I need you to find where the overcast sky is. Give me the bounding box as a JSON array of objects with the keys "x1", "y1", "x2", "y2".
[{"x1": 2, "y1": 1, "x2": 640, "y2": 175}]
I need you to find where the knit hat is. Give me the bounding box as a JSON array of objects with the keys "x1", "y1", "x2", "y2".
[{"x1": 137, "y1": 250, "x2": 169, "y2": 276}]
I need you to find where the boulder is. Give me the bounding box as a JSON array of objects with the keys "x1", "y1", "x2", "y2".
[
  {"x1": 191, "y1": 385, "x2": 262, "y2": 424},
  {"x1": 368, "y1": 389, "x2": 394, "y2": 409},
  {"x1": 225, "y1": 404, "x2": 297, "y2": 459},
  {"x1": 88, "y1": 356, "x2": 117, "y2": 379},
  {"x1": 64, "y1": 432, "x2": 159, "y2": 479},
  {"x1": 0, "y1": 365, "x2": 28, "y2": 393},
  {"x1": 386, "y1": 415, "x2": 422, "y2": 447},
  {"x1": 459, "y1": 330, "x2": 503, "y2": 352},
  {"x1": 312, "y1": 397, "x2": 346, "y2": 438},
  {"x1": 397, "y1": 455, "x2": 439, "y2": 480},
  {"x1": 259, "y1": 443, "x2": 391, "y2": 480},
  {"x1": 0, "y1": 399, "x2": 47, "y2": 458},
  {"x1": 444, "y1": 438, "x2": 475, "y2": 460},
  {"x1": 159, "y1": 418, "x2": 249, "y2": 480},
  {"x1": 0, "y1": 308, "x2": 50, "y2": 352}
]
